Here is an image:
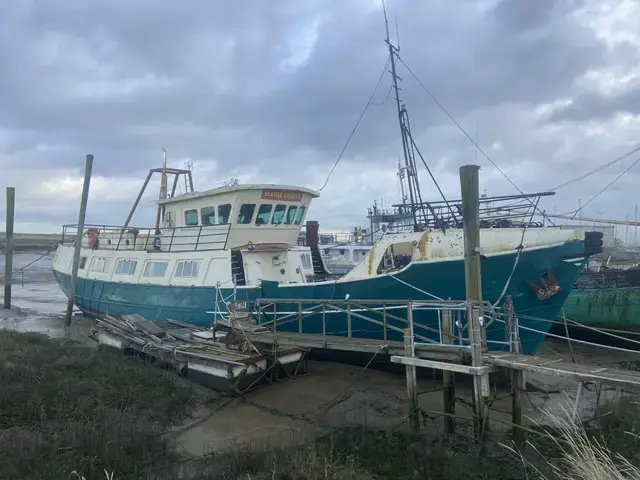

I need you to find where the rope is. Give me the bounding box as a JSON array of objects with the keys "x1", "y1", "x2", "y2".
[{"x1": 389, "y1": 274, "x2": 443, "y2": 301}]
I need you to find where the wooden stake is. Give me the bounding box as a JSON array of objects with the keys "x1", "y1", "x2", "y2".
[
  {"x1": 442, "y1": 309, "x2": 456, "y2": 434},
  {"x1": 404, "y1": 327, "x2": 419, "y2": 433},
  {"x1": 459, "y1": 164, "x2": 485, "y2": 347},
  {"x1": 3, "y1": 187, "x2": 15, "y2": 309},
  {"x1": 510, "y1": 316, "x2": 525, "y2": 449},
  {"x1": 65, "y1": 154, "x2": 93, "y2": 326},
  {"x1": 470, "y1": 306, "x2": 487, "y2": 438}
]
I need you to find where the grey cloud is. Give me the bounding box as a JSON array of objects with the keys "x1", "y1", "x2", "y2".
[{"x1": 0, "y1": 0, "x2": 638, "y2": 230}]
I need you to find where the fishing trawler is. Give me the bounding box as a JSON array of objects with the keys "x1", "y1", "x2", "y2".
[
  {"x1": 51, "y1": 161, "x2": 601, "y2": 355},
  {"x1": 51, "y1": 17, "x2": 603, "y2": 355}
]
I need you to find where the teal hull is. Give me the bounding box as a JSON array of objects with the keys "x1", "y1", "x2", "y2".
[
  {"x1": 53, "y1": 239, "x2": 588, "y2": 356},
  {"x1": 562, "y1": 286, "x2": 640, "y2": 331}
]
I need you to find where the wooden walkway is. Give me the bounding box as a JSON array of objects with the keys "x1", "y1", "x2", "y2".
[
  {"x1": 244, "y1": 331, "x2": 470, "y2": 362},
  {"x1": 486, "y1": 353, "x2": 640, "y2": 388}
]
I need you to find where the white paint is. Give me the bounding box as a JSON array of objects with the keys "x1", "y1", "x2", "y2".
[{"x1": 341, "y1": 227, "x2": 585, "y2": 281}]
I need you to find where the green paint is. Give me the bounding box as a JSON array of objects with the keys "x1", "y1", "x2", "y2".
[{"x1": 562, "y1": 286, "x2": 640, "y2": 330}]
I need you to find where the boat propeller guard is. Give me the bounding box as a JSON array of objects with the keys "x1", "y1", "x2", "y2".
[{"x1": 526, "y1": 268, "x2": 560, "y2": 301}]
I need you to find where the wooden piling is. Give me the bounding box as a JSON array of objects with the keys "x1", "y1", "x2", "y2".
[
  {"x1": 469, "y1": 306, "x2": 487, "y2": 438},
  {"x1": 459, "y1": 165, "x2": 485, "y2": 347},
  {"x1": 64, "y1": 154, "x2": 94, "y2": 326},
  {"x1": 3, "y1": 187, "x2": 15, "y2": 309},
  {"x1": 442, "y1": 309, "x2": 456, "y2": 434},
  {"x1": 405, "y1": 302, "x2": 419, "y2": 433},
  {"x1": 510, "y1": 316, "x2": 525, "y2": 448},
  {"x1": 404, "y1": 328, "x2": 419, "y2": 433}
]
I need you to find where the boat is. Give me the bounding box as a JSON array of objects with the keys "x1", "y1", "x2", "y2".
[
  {"x1": 51, "y1": 165, "x2": 602, "y2": 356},
  {"x1": 561, "y1": 265, "x2": 640, "y2": 332},
  {"x1": 51, "y1": 18, "x2": 604, "y2": 356}
]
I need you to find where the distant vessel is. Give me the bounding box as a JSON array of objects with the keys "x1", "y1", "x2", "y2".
[{"x1": 562, "y1": 266, "x2": 640, "y2": 331}]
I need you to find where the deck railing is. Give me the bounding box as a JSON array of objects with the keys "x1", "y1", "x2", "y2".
[{"x1": 61, "y1": 223, "x2": 230, "y2": 253}]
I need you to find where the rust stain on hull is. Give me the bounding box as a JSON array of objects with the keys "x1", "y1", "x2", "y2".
[{"x1": 417, "y1": 232, "x2": 429, "y2": 260}]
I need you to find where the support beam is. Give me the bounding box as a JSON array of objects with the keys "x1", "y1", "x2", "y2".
[
  {"x1": 510, "y1": 316, "x2": 525, "y2": 449},
  {"x1": 390, "y1": 356, "x2": 495, "y2": 375},
  {"x1": 3, "y1": 187, "x2": 15, "y2": 309},
  {"x1": 442, "y1": 310, "x2": 456, "y2": 435},
  {"x1": 65, "y1": 154, "x2": 93, "y2": 326},
  {"x1": 459, "y1": 164, "x2": 485, "y2": 348},
  {"x1": 404, "y1": 328, "x2": 420, "y2": 433}
]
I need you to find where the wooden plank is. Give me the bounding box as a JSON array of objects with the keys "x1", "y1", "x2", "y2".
[
  {"x1": 390, "y1": 356, "x2": 495, "y2": 375},
  {"x1": 124, "y1": 313, "x2": 167, "y2": 337},
  {"x1": 487, "y1": 355, "x2": 640, "y2": 388}
]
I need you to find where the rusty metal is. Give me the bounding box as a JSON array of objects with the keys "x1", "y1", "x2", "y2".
[{"x1": 526, "y1": 268, "x2": 561, "y2": 301}]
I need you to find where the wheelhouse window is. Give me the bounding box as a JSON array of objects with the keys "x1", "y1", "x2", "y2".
[
  {"x1": 143, "y1": 261, "x2": 169, "y2": 277},
  {"x1": 237, "y1": 204, "x2": 256, "y2": 224},
  {"x1": 255, "y1": 204, "x2": 273, "y2": 225},
  {"x1": 184, "y1": 209, "x2": 198, "y2": 226},
  {"x1": 285, "y1": 206, "x2": 298, "y2": 225},
  {"x1": 90, "y1": 257, "x2": 109, "y2": 273},
  {"x1": 218, "y1": 204, "x2": 231, "y2": 224},
  {"x1": 175, "y1": 260, "x2": 201, "y2": 278},
  {"x1": 200, "y1": 206, "x2": 215, "y2": 226},
  {"x1": 115, "y1": 259, "x2": 137, "y2": 275},
  {"x1": 301, "y1": 253, "x2": 312, "y2": 270},
  {"x1": 79, "y1": 256, "x2": 87, "y2": 270},
  {"x1": 294, "y1": 205, "x2": 306, "y2": 225},
  {"x1": 272, "y1": 204, "x2": 286, "y2": 224}
]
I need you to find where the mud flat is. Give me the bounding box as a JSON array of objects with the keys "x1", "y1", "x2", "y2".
[{"x1": 1, "y1": 254, "x2": 640, "y2": 478}]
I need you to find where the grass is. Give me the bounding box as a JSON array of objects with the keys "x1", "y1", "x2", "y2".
[
  {"x1": 0, "y1": 331, "x2": 201, "y2": 479},
  {"x1": 3, "y1": 330, "x2": 640, "y2": 479}
]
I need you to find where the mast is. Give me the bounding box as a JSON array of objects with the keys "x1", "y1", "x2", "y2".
[
  {"x1": 155, "y1": 149, "x2": 168, "y2": 233},
  {"x1": 383, "y1": 3, "x2": 420, "y2": 231}
]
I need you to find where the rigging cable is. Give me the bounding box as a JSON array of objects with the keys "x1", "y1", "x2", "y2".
[
  {"x1": 549, "y1": 144, "x2": 640, "y2": 191},
  {"x1": 395, "y1": 55, "x2": 545, "y2": 217},
  {"x1": 317, "y1": 57, "x2": 391, "y2": 192},
  {"x1": 556, "y1": 155, "x2": 640, "y2": 218}
]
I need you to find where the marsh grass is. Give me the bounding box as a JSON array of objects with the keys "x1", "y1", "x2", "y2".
[
  {"x1": 0, "y1": 331, "x2": 198, "y2": 479},
  {"x1": 3, "y1": 330, "x2": 640, "y2": 479}
]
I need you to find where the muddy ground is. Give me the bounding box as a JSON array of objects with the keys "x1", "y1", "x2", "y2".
[{"x1": 1, "y1": 254, "x2": 637, "y2": 460}]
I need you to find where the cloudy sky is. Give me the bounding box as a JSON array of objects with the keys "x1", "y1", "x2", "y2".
[{"x1": 1, "y1": 0, "x2": 640, "y2": 236}]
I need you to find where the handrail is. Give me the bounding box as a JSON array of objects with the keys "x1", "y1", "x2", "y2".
[{"x1": 60, "y1": 223, "x2": 231, "y2": 253}]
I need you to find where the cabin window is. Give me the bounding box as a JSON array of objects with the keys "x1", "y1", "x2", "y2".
[
  {"x1": 175, "y1": 260, "x2": 201, "y2": 278},
  {"x1": 272, "y1": 204, "x2": 286, "y2": 224},
  {"x1": 237, "y1": 203, "x2": 256, "y2": 224},
  {"x1": 115, "y1": 259, "x2": 137, "y2": 275},
  {"x1": 301, "y1": 253, "x2": 312, "y2": 270},
  {"x1": 200, "y1": 206, "x2": 215, "y2": 226},
  {"x1": 143, "y1": 261, "x2": 168, "y2": 277},
  {"x1": 184, "y1": 209, "x2": 198, "y2": 226},
  {"x1": 255, "y1": 204, "x2": 273, "y2": 225},
  {"x1": 285, "y1": 206, "x2": 298, "y2": 225},
  {"x1": 218, "y1": 204, "x2": 231, "y2": 224},
  {"x1": 79, "y1": 256, "x2": 87, "y2": 270},
  {"x1": 294, "y1": 206, "x2": 306, "y2": 225},
  {"x1": 91, "y1": 257, "x2": 109, "y2": 273}
]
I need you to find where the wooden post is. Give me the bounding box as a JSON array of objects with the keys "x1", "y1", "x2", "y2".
[
  {"x1": 347, "y1": 302, "x2": 352, "y2": 337},
  {"x1": 470, "y1": 306, "x2": 487, "y2": 438},
  {"x1": 459, "y1": 165, "x2": 485, "y2": 347},
  {"x1": 442, "y1": 309, "x2": 455, "y2": 434},
  {"x1": 65, "y1": 154, "x2": 93, "y2": 326},
  {"x1": 381, "y1": 304, "x2": 387, "y2": 340},
  {"x1": 404, "y1": 327, "x2": 419, "y2": 433},
  {"x1": 511, "y1": 316, "x2": 525, "y2": 449},
  {"x1": 3, "y1": 187, "x2": 15, "y2": 309},
  {"x1": 298, "y1": 302, "x2": 302, "y2": 334}
]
